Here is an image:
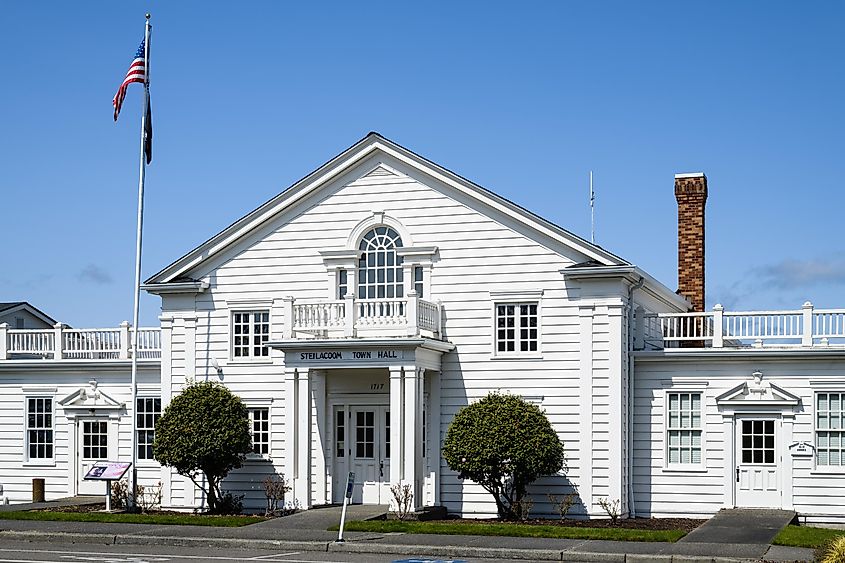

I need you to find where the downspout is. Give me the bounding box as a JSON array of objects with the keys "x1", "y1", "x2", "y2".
[{"x1": 626, "y1": 275, "x2": 645, "y2": 519}]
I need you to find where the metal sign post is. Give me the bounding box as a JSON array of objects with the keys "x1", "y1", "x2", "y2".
[{"x1": 335, "y1": 471, "x2": 355, "y2": 543}]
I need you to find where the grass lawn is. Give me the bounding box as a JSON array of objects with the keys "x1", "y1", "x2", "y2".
[
  {"x1": 774, "y1": 525, "x2": 845, "y2": 549},
  {"x1": 0, "y1": 510, "x2": 265, "y2": 527},
  {"x1": 335, "y1": 520, "x2": 688, "y2": 542}
]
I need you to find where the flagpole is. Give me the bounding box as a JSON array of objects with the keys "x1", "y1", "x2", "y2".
[
  {"x1": 590, "y1": 171, "x2": 595, "y2": 244},
  {"x1": 129, "y1": 12, "x2": 151, "y2": 511}
]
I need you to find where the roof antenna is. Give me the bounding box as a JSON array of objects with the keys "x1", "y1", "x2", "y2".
[{"x1": 590, "y1": 171, "x2": 595, "y2": 244}]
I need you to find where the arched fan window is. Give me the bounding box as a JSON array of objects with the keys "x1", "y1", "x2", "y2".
[{"x1": 358, "y1": 226, "x2": 404, "y2": 299}]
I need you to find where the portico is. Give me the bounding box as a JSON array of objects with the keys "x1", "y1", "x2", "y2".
[{"x1": 269, "y1": 338, "x2": 454, "y2": 510}]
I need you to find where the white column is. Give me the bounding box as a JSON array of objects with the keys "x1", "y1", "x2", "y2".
[
  {"x1": 389, "y1": 366, "x2": 404, "y2": 487},
  {"x1": 722, "y1": 414, "x2": 735, "y2": 508},
  {"x1": 406, "y1": 290, "x2": 418, "y2": 337},
  {"x1": 283, "y1": 366, "x2": 297, "y2": 502},
  {"x1": 782, "y1": 414, "x2": 794, "y2": 510},
  {"x1": 159, "y1": 315, "x2": 174, "y2": 507},
  {"x1": 578, "y1": 305, "x2": 595, "y2": 515},
  {"x1": 282, "y1": 297, "x2": 294, "y2": 339},
  {"x1": 184, "y1": 315, "x2": 197, "y2": 379},
  {"x1": 712, "y1": 304, "x2": 724, "y2": 348},
  {"x1": 802, "y1": 301, "x2": 814, "y2": 347},
  {"x1": 311, "y1": 369, "x2": 327, "y2": 506},
  {"x1": 296, "y1": 368, "x2": 311, "y2": 508},
  {"x1": 53, "y1": 322, "x2": 64, "y2": 359},
  {"x1": 0, "y1": 323, "x2": 8, "y2": 359},
  {"x1": 119, "y1": 321, "x2": 130, "y2": 359},
  {"x1": 428, "y1": 369, "x2": 442, "y2": 506},
  {"x1": 607, "y1": 303, "x2": 626, "y2": 516},
  {"x1": 404, "y1": 365, "x2": 421, "y2": 508},
  {"x1": 344, "y1": 293, "x2": 355, "y2": 338}
]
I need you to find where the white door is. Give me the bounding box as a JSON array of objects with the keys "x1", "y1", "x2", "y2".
[
  {"x1": 349, "y1": 406, "x2": 391, "y2": 504},
  {"x1": 77, "y1": 419, "x2": 110, "y2": 495},
  {"x1": 735, "y1": 418, "x2": 781, "y2": 508}
]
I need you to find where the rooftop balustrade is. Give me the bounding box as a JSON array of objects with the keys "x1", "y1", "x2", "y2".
[
  {"x1": 0, "y1": 322, "x2": 161, "y2": 360},
  {"x1": 640, "y1": 302, "x2": 845, "y2": 350}
]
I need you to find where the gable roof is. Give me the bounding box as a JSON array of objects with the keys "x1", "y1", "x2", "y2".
[
  {"x1": 0, "y1": 302, "x2": 58, "y2": 326},
  {"x1": 145, "y1": 132, "x2": 629, "y2": 286}
]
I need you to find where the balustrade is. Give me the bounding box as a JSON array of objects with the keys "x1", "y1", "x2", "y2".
[
  {"x1": 642, "y1": 302, "x2": 845, "y2": 349},
  {"x1": 0, "y1": 322, "x2": 161, "y2": 360}
]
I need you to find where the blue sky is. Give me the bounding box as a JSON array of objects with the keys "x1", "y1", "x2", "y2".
[{"x1": 2, "y1": 2, "x2": 843, "y2": 327}]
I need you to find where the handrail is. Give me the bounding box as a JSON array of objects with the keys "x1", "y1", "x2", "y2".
[
  {"x1": 642, "y1": 302, "x2": 845, "y2": 349},
  {"x1": 0, "y1": 323, "x2": 161, "y2": 360}
]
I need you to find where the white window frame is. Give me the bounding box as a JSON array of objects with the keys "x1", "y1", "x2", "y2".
[
  {"x1": 815, "y1": 391, "x2": 845, "y2": 468},
  {"x1": 664, "y1": 390, "x2": 705, "y2": 469},
  {"x1": 248, "y1": 407, "x2": 270, "y2": 457},
  {"x1": 24, "y1": 396, "x2": 55, "y2": 464},
  {"x1": 230, "y1": 309, "x2": 271, "y2": 361},
  {"x1": 490, "y1": 292, "x2": 543, "y2": 358},
  {"x1": 136, "y1": 396, "x2": 161, "y2": 463}
]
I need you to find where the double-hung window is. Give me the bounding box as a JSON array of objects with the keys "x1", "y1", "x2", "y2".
[
  {"x1": 232, "y1": 310, "x2": 270, "y2": 358},
  {"x1": 249, "y1": 408, "x2": 270, "y2": 456},
  {"x1": 817, "y1": 392, "x2": 844, "y2": 466},
  {"x1": 137, "y1": 397, "x2": 161, "y2": 461},
  {"x1": 26, "y1": 397, "x2": 53, "y2": 461},
  {"x1": 666, "y1": 392, "x2": 702, "y2": 466},
  {"x1": 494, "y1": 302, "x2": 539, "y2": 355}
]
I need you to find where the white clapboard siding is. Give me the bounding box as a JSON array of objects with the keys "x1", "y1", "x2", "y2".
[
  {"x1": 156, "y1": 160, "x2": 601, "y2": 515},
  {"x1": 0, "y1": 370, "x2": 160, "y2": 504},
  {"x1": 633, "y1": 357, "x2": 845, "y2": 520}
]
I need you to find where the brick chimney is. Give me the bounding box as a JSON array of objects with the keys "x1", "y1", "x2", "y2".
[{"x1": 675, "y1": 173, "x2": 707, "y2": 312}]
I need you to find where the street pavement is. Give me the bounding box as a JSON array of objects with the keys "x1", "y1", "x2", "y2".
[{"x1": 0, "y1": 500, "x2": 817, "y2": 563}]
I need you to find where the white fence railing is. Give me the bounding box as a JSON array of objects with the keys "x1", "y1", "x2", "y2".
[
  {"x1": 641, "y1": 302, "x2": 845, "y2": 348},
  {"x1": 0, "y1": 322, "x2": 161, "y2": 360},
  {"x1": 287, "y1": 294, "x2": 442, "y2": 339}
]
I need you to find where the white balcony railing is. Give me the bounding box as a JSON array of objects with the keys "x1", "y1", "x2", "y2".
[
  {"x1": 0, "y1": 322, "x2": 161, "y2": 360},
  {"x1": 286, "y1": 294, "x2": 442, "y2": 339},
  {"x1": 641, "y1": 302, "x2": 845, "y2": 349}
]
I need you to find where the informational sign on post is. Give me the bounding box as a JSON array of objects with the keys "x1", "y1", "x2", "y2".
[
  {"x1": 336, "y1": 471, "x2": 355, "y2": 543},
  {"x1": 83, "y1": 461, "x2": 132, "y2": 512}
]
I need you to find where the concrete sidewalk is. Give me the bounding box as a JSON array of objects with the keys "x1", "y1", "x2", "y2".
[{"x1": 0, "y1": 503, "x2": 815, "y2": 562}]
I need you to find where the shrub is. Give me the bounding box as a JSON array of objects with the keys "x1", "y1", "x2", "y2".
[
  {"x1": 442, "y1": 392, "x2": 566, "y2": 520},
  {"x1": 597, "y1": 497, "x2": 621, "y2": 524},
  {"x1": 390, "y1": 483, "x2": 414, "y2": 520},
  {"x1": 153, "y1": 381, "x2": 252, "y2": 514},
  {"x1": 821, "y1": 535, "x2": 845, "y2": 563},
  {"x1": 548, "y1": 488, "x2": 580, "y2": 520},
  {"x1": 262, "y1": 474, "x2": 291, "y2": 517}
]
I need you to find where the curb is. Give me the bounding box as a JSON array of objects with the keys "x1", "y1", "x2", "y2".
[{"x1": 0, "y1": 530, "x2": 791, "y2": 562}]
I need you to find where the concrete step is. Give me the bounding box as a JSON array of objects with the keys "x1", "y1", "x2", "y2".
[{"x1": 680, "y1": 508, "x2": 797, "y2": 545}]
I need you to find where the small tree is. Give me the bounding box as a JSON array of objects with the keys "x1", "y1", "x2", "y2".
[
  {"x1": 442, "y1": 392, "x2": 565, "y2": 520},
  {"x1": 153, "y1": 381, "x2": 252, "y2": 513}
]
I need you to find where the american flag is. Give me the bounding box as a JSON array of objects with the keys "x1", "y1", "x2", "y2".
[{"x1": 113, "y1": 39, "x2": 147, "y2": 122}]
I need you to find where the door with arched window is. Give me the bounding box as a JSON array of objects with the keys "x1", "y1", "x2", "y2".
[{"x1": 358, "y1": 227, "x2": 404, "y2": 299}]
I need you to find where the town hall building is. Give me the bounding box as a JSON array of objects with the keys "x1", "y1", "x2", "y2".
[{"x1": 2, "y1": 133, "x2": 844, "y2": 523}]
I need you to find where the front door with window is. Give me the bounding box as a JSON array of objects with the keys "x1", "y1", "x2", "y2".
[
  {"x1": 735, "y1": 417, "x2": 780, "y2": 508},
  {"x1": 77, "y1": 419, "x2": 110, "y2": 495},
  {"x1": 334, "y1": 405, "x2": 391, "y2": 504}
]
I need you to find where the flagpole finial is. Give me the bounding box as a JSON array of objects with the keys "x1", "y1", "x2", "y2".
[{"x1": 146, "y1": 13, "x2": 151, "y2": 20}]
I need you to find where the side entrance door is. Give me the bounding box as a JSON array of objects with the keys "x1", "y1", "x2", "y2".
[
  {"x1": 735, "y1": 417, "x2": 781, "y2": 508},
  {"x1": 77, "y1": 419, "x2": 110, "y2": 495},
  {"x1": 349, "y1": 406, "x2": 391, "y2": 504}
]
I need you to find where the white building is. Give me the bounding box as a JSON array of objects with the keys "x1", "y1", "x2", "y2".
[{"x1": 2, "y1": 133, "x2": 844, "y2": 522}]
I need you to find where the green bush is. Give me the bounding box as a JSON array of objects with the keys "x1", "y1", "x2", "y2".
[
  {"x1": 442, "y1": 392, "x2": 566, "y2": 520},
  {"x1": 153, "y1": 381, "x2": 252, "y2": 514}
]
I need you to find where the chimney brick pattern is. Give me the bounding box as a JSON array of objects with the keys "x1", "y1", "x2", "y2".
[{"x1": 675, "y1": 173, "x2": 707, "y2": 312}]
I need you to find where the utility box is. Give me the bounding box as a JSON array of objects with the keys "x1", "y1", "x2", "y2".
[{"x1": 32, "y1": 478, "x2": 45, "y2": 503}]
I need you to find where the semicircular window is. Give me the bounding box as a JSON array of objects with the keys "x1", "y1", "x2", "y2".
[{"x1": 358, "y1": 226, "x2": 404, "y2": 299}]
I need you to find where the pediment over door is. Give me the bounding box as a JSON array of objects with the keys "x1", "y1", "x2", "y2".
[
  {"x1": 58, "y1": 380, "x2": 125, "y2": 412},
  {"x1": 716, "y1": 372, "x2": 801, "y2": 408}
]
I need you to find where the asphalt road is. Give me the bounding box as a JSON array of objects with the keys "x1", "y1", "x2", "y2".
[{"x1": 0, "y1": 541, "x2": 575, "y2": 563}]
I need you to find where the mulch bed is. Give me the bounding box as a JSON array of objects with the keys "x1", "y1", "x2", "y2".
[{"x1": 448, "y1": 517, "x2": 705, "y2": 532}]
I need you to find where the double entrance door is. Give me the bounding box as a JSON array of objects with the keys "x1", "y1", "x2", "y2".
[
  {"x1": 334, "y1": 405, "x2": 391, "y2": 504},
  {"x1": 735, "y1": 416, "x2": 780, "y2": 508}
]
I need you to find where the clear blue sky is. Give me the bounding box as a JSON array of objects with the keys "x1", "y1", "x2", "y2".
[{"x1": 2, "y1": 2, "x2": 843, "y2": 327}]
